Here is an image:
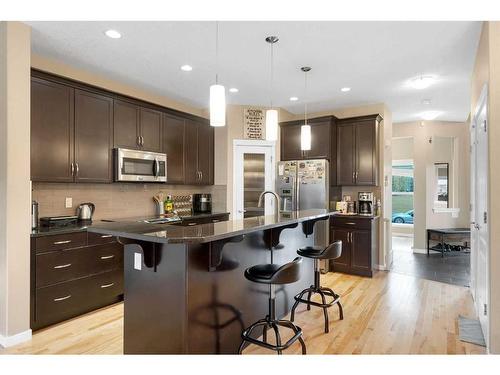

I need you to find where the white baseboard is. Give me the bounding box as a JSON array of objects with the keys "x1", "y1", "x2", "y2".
[
  {"x1": 375, "y1": 264, "x2": 390, "y2": 271},
  {"x1": 412, "y1": 247, "x2": 427, "y2": 254},
  {"x1": 0, "y1": 329, "x2": 32, "y2": 348}
]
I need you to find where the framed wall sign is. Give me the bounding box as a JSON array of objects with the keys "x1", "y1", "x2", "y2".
[{"x1": 244, "y1": 108, "x2": 264, "y2": 139}]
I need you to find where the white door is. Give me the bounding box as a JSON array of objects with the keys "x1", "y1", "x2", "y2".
[
  {"x1": 233, "y1": 140, "x2": 276, "y2": 220},
  {"x1": 471, "y1": 85, "x2": 489, "y2": 345}
]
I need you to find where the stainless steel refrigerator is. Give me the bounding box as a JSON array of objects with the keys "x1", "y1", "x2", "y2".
[{"x1": 276, "y1": 159, "x2": 330, "y2": 272}]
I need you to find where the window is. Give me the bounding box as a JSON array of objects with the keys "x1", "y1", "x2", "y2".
[{"x1": 392, "y1": 160, "x2": 414, "y2": 225}]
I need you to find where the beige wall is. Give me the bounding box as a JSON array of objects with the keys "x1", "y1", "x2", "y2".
[
  {"x1": 392, "y1": 121, "x2": 470, "y2": 250},
  {"x1": 0, "y1": 22, "x2": 31, "y2": 343},
  {"x1": 292, "y1": 103, "x2": 393, "y2": 269}
]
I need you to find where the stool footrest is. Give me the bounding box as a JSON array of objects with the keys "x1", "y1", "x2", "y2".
[{"x1": 294, "y1": 289, "x2": 340, "y2": 308}]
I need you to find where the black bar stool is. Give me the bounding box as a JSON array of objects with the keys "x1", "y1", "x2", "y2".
[
  {"x1": 290, "y1": 241, "x2": 344, "y2": 333},
  {"x1": 238, "y1": 257, "x2": 306, "y2": 355}
]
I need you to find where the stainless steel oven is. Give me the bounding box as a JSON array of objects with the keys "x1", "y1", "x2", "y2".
[{"x1": 114, "y1": 148, "x2": 167, "y2": 182}]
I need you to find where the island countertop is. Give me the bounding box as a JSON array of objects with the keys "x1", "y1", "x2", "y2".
[{"x1": 87, "y1": 209, "x2": 334, "y2": 244}]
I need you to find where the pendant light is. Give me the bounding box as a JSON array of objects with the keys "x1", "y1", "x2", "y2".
[
  {"x1": 210, "y1": 21, "x2": 226, "y2": 127},
  {"x1": 265, "y1": 36, "x2": 279, "y2": 141},
  {"x1": 300, "y1": 67, "x2": 312, "y2": 151}
]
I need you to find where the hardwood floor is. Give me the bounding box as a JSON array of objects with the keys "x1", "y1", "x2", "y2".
[{"x1": 1, "y1": 271, "x2": 485, "y2": 355}]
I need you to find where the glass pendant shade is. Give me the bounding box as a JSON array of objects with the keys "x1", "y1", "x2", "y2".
[
  {"x1": 210, "y1": 84, "x2": 226, "y2": 127},
  {"x1": 301, "y1": 124, "x2": 311, "y2": 151},
  {"x1": 265, "y1": 109, "x2": 278, "y2": 141}
]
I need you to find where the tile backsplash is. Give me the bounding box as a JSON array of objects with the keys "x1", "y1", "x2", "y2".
[{"x1": 32, "y1": 182, "x2": 227, "y2": 220}]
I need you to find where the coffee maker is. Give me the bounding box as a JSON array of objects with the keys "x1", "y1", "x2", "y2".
[{"x1": 358, "y1": 192, "x2": 374, "y2": 216}]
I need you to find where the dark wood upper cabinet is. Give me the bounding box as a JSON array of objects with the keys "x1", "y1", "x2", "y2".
[
  {"x1": 113, "y1": 100, "x2": 139, "y2": 150},
  {"x1": 336, "y1": 123, "x2": 356, "y2": 185},
  {"x1": 31, "y1": 70, "x2": 213, "y2": 186},
  {"x1": 184, "y1": 119, "x2": 214, "y2": 185},
  {"x1": 280, "y1": 123, "x2": 302, "y2": 161},
  {"x1": 197, "y1": 121, "x2": 214, "y2": 185},
  {"x1": 140, "y1": 107, "x2": 162, "y2": 152},
  {"x1": 336, "y1": 114, "x2": 381, "y2": 186},
  {"x1": 355, "y1": 120, "x2": 377, "y2": 185},
  {"x1": 74, "y1": 89, "x2": 113, "y2": 183},
  {"x1": 280, "y1": 116, "x2": 335, "y2": 161},
  {"x1": 31, "y1": 77, "x2": 74, "y2": 182},
  {"x1": 162, "y1": 113, "x2": 185, "y2": 184}
]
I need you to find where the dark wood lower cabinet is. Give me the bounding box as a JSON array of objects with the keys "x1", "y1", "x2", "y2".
[
  {"x1": 31, "y1": 232, "x2": 124, "y2": 331},
  {"x1": 330, "y1": 216, "x2": 379, "y2": 277}
]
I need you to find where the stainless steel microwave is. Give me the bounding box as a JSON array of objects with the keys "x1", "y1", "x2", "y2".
[{"x1": 114, "y1": 148, "x2": 167, "y2": 182}]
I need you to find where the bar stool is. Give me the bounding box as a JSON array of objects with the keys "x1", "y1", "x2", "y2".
[
  {"x1": 290, "y1": 241, "x2": 344, "y2": 333},
  {"x1": 238, "y1": 257, "x2": 306, "y2": 355}
]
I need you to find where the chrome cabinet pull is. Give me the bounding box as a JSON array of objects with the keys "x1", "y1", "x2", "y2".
[
  {"x1": 100, "y1": 234, "x2": 113, "y2": 238},
  {"x1": 75, "y1": 163, "x2": 79, "y2": 177},
  {"x1": 212, "y1": 219, "x2": 220, "y2": 223},
  {"x1": 53, "y1": 295, "x2": 72, "y2": 302},
  {"x1": 188, "y1": 222, "x2": 197, "y2": 226},
  {"x1": 53, "y1": 263, "x2": 72, "y2": 269},
  {"x1": 345, "y1": 222, "x2": 356, "y2": 225},
  {"x1": 100, "y1": 283, "x2": 114, "y2": 288},
  {"x1": 53, "y1": 240, "x2": 72, "y2": 245},
  {"x1": 71, "y1": 162, "x2": 75, "y2": 176},
  {"x1": 100, "y1": 255, "x2": 115, "y2": 260},
  {"x1": 137, "y1": 136, "x2": 141, "y2": 147},
  {"x1": 200, "y1": 171, "x2": 203, "y2": 181}
]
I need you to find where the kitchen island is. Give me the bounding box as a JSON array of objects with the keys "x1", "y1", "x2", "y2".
[{"x1": 88, "y1": 209, "x2": 334, "y2": 354}]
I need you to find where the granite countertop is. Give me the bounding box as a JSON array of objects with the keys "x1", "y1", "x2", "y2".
[
  {"x1": 330, "y1": 212, "x2": 380, "y2": 219},
  {"x1": 31, "y1": 211, "x2": 230, "y2": 238},
  {"x1": 87, "y1": 209, "x2": 335, "y2": 244}
]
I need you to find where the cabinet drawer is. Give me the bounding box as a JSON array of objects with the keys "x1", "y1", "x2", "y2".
[
  {"x1": 330, "y1": 217, "x2": 371, "y2": 230},
  {"x1": 88, "y1": 231, "x2": 116, "y2": 246},
  {"x1": 86, "y1": 242, "x2": 123, "y2": 274},
  {"x1": 34, "y1": 269, "x2": 123, "y2": 329},
  {"x1": 35, "y1": 242, "x2": 123, "y2": 288},
  {"x1": 35, "y1": 232, "x2": 87, "y2": 253}
]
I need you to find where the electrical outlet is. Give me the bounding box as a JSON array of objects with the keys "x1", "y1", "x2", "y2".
[{"x1": 65, "y1": 197, "x2": 72, "y2": 208}]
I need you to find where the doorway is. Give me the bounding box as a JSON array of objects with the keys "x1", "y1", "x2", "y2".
[
  {"x1": 470, "y1": 84, "x2": 489, "y2": 346},
  {"x1": 233, "y1": 140, "x2": 276, "y2": 220}
]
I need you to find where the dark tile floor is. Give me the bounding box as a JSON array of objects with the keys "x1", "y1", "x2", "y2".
[{"x1": 391, "y1": 236, "x2": 470, "y2": 287}]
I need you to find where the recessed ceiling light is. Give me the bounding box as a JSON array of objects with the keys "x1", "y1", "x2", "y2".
[
  {"x1": 104, "y1": 29, "x2": 121, "y2": 39},
  {"x1": 422, "y1": 99, "x2": 432, "y2": 105},
  {"x1": 289, "y1": 96, "x2": 299, "y2": 101},
  {"x1": 180, "y1": 65, "x2": 193, "y2": 72},
  {"x1": 409, "y1": 76, "x2": 435, "y2": 89},
  {"x1": 341, "y1": 87, "x2": 351, "y2": 92},
  {"x1": 229, "y1": 88, "x2": 239, "y2": 93},
  {"x1": 421, "y1": 111, "x2": 441, "y2": 121}
]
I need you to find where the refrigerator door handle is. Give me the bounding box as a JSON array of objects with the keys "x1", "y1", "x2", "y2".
[{"x1": 296, "y1": 175, "x2": 300, "y2": 211}]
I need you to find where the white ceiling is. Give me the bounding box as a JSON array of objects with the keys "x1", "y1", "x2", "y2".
[{"x1": 26, "y1": 21, "x2": 482, "y2": 122}]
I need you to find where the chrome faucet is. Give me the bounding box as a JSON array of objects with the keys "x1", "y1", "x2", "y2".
[{"x1": 258, "y1": 191, "x2": 281, "y2": 218}]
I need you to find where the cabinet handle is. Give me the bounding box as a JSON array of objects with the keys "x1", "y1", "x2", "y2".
[
  {"x1": 188, "y1": 222, "x2": 197, "y2": 226},
  {"x1": 53, "y1": 295, "x2": 72, "y2": 302},
  {"x1": 345, "y1": 222, "x2": 356, "y2": 225},
  {"x1": 53, "y1": 263, "x2": 72, "y2": 269},
  {"x1": 100, "y1": 255, "x2": 115, "y2": 260},
  {"x1": 75, "y1": 163, "x2": 79, "y2": 177},
  {"x1": 137, "y1": 136, "x2": 141, "y2": 147},
  {"x1": 355, "y1": 171, "x2": 358, "y2": 180},
  {"x1": 353, "y1": 171, "x2": 355, "y2": 181},
  {"x1": 212, "y1": 219, "x2": 220, "y2": 223},
  {"x1": 53, "y1": 240, "x2": 72, "y2": 245},
  {"x1": 100, "y1": 234, "x2": 113, "y2": 238},
  {"x1": 100, "y1": 283, "x2": 115, "y2": 289},
  {"x1": 71, "y1": 162, "x2": 75, "y2": 176},
  {"x1": 141, "y1": 136, "x2": 144, "y2": 146},
  {"x1": 200, "y1": 171, "x2": 203, "y2": 181}
]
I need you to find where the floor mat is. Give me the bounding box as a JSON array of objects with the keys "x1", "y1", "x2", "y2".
[{"x1": 458, "y1": 315, "x2": 486, "y2": 347}]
